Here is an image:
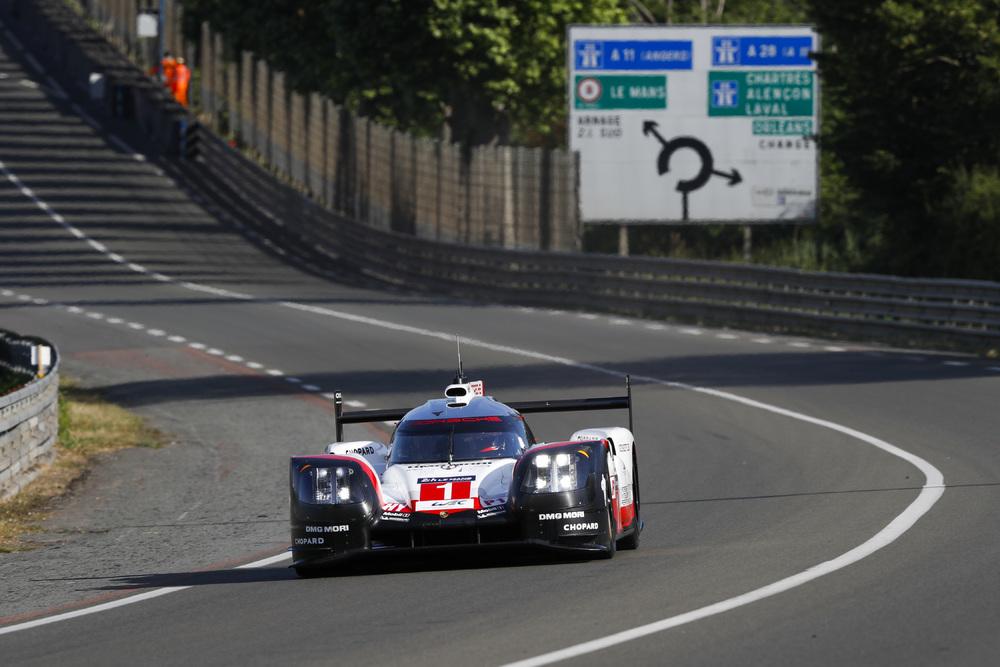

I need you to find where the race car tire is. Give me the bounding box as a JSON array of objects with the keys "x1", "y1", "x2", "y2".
[{"x1": 617, "y1": 450, "x2": 641, "y2": 550}]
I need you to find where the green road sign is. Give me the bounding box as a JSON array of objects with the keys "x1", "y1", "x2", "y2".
[
  {"x1": 575, "y1": 75, "x2": 667, "y2": 110},
  {"x1": 752, "y1": 119, "x2": 814, "y2": 135},
  {"x1": 708, "y1": 70, "x2": 813, "y2": 117}
]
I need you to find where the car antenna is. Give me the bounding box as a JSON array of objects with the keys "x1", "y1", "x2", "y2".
[{"x1": 454, "y1": 335, "x2": 465, "y2": 383}]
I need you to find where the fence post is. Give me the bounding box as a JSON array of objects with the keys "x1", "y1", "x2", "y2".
[
  {"x1": 307, "y1": 93, "x2": 326, "y2": 201},
  {"x1": 254, "y1": 59, "x2": 271, "y2": 162},
  {"x1": 290, "y1": 91, "x2": 307, "y2": 187},
  {"x1": 502, "y1": 146, "x2": 515, "y2": 249},
  {"x1": 239, "y1": 51, "x2": 254, "y2": 145},
  {"x1": 199, "y1": 23, "x2": 213, "y2": 120}
]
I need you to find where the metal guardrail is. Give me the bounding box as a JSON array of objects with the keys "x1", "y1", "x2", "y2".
[
  {"x1": 1, "y1": 331, "x2": 60, "y2": 499},
  {"x1": 194, "y1": 132, "x2": 1000, "y2": 353}
]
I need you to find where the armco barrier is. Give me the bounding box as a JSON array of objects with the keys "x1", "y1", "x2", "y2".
[
  {"x1": 0, "y1": 331, "x2": 60, "y2": 500},
  {"x1": 191, "y1": 131, "x2": 1000, "y2": 353}
]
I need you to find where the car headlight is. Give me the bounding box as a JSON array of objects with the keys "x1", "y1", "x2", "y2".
[
  {"x1": 298, "y1": 465, "x2": 359, "y2": 504},
  {"x1": 522, "y1": 450, "x2": 588, "y2": 493}
]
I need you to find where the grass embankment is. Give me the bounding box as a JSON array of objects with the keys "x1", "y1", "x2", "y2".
[{"x1": 0, "y1": 380, "x2": 162, "y2": 552}]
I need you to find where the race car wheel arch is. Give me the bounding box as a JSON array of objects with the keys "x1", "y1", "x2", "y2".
[
  {"x1": 617, "y1": 448, "x2": 641, "y2": 551},
  {"x1": 599, "y1": 471, "x2": 617, "y2": 559}
]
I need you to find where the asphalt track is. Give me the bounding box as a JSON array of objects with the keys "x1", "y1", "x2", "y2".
[{"x1": 2, "y1": 28, "x2": 1000, "y2": 667}]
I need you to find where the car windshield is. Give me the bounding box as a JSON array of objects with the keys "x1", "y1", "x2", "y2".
[{"x1": 389, "y1": 415, "x2": 531, "y2": 464}]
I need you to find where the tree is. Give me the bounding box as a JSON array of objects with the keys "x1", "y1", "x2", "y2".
[
  {"x1": 185, "y1": 0, "x2": 628, "y2": 145},
  {"x1": 810, "y1": 0, "x2": 1000, "y2": 277}
]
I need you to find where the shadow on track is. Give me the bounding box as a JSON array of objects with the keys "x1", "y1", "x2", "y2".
[{"x1": 36, "y1": 547, "x2": 591, "y2": 591}]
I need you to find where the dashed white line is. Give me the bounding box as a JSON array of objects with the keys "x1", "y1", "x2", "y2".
[
  {"x1": 789, "y1": 342, "x2": 812, "y2": 348},
  {"x1": 16, "y1": 294, "x2": 30, "y2": 301},
  {"x1": 147, "y1": 329, "x2": 166, "y2": 337},
  {"x1": 266, "y1": 369, "x2": 284, "y2": 377},
  {"x1": 285, "y1": 377, "x2": 302, "y2": 384},
  {"x1": 609, "y1": 318, "x2": 629, "y2": 326},
  {"x1": 127, "y1": 322, "x2": 144, "y2": 330},
  {"x1": 67, "y1": 306, "x2": 83, "y2": 314},
  {"x1": 577, "y1": 313, "x2": 598, "y2": 320},
  {"x1": 167, "y1": 335, "x2": 186, "y2": 343},
  {"x1": 85, "y1": 312, "x2": 104, "y2": 320},
  {"x1": 246, "y1": 362, "x2": 264, "y2": 370},
  {"x1": 127, "y1": 263, "x2": 147, "y2": 273},
  {"x1": 302, "y1": 385, "x2": 321, "y2": 392},
  {"x1": 205, "y1": 348, "x2": 225, "y2": 356},
  {"x1": 644, "y1": 323, "x2": 667, "y2": 331},
  {"x1": 679, "y1": 328, "x2": 703, "y2": 336},
  {"x1": 345, "y1": 400, "x2": 367, "y2": 408},
  {"x1": 943, "y1": 360, "x2": 969, "y2": 367},
  {"x1": 824, "y1": 346, "x2": 846, "y2": 352},
  {"x1": 188, "y1": 342, "x2": 206, "y2": 350},
  {"x1": 108, "y1": 253, "x2": 125, "y2": 263},
  {"x1": 225, "y1": 355, "x2": 244, "y2": 363},
  {"x1": 716, "y1": 333, "x2": 738, "y2": 340}
]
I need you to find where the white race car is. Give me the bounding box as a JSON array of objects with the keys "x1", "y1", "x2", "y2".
[{"x1": 288, "y1": 376, "x2": 641, "y2": 576}]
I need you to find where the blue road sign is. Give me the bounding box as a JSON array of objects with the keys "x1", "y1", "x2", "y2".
[
  {"x1": 711, "y1": 80, "x2": 739, "y2": 109},
  {"x1": 711, "y1": 36, "x2": 813, "y2": 67},
  {"x1": 575, "y1": 40, "x2": 693, "y2": 71}
]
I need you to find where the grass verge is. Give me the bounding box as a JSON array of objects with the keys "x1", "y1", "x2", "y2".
[{"x1": 0, "y1": 378, "x2": 162, "y2": 552}]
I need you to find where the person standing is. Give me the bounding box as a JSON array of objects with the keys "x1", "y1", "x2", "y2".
[{"x1": 174, "y1": 57, "x2": 191, "y2": 107}]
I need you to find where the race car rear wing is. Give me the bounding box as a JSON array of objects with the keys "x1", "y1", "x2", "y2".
[{"x1": 333, "y1": 376, "x2": 633, "y2": 441}]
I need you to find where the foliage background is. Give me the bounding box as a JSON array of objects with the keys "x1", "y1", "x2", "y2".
[{"x1": 183, "y1": 0, "x2": 1000, "y2": 281}]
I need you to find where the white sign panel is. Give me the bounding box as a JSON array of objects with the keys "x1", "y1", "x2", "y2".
[{"x1": 568, "y1": 25, "x2": 819, "y2": 223}]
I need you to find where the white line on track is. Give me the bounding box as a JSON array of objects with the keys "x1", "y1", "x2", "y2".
[
  {"x1": 0, "y1": 153, "x2": 949, "y2": 657},
  {"x1": 716, "y1": 333, "x2": 738, "y2": 340},
  {"x1": 644, "y1": 323, "x2": 666, "y2": 331},
  {"x1": 345, "y1": 400, "x2": 367, "y2": 408},
  {"x1": 0, "y1": 551, "x2": 289, "y2": 637},
  {"x1": 225, "y1": 354, "x2": 244, "y2": 363},
  {"x1": 679, "y1": 327, "x2": 703, "y2": 335},
  {"x1": 942, "y1": 360, "x2": 969, "y2": 367},
  {"x1": 789, "y1": 341, "x2": 812, "y2": 348},
  {"x1": 824, "y1": 346, "x2": 846, "y2": 352}
]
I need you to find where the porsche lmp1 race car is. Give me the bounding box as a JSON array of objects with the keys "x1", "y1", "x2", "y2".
[{"x1": 288, "y1": 374, "x2": 642, "y2": 576}]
